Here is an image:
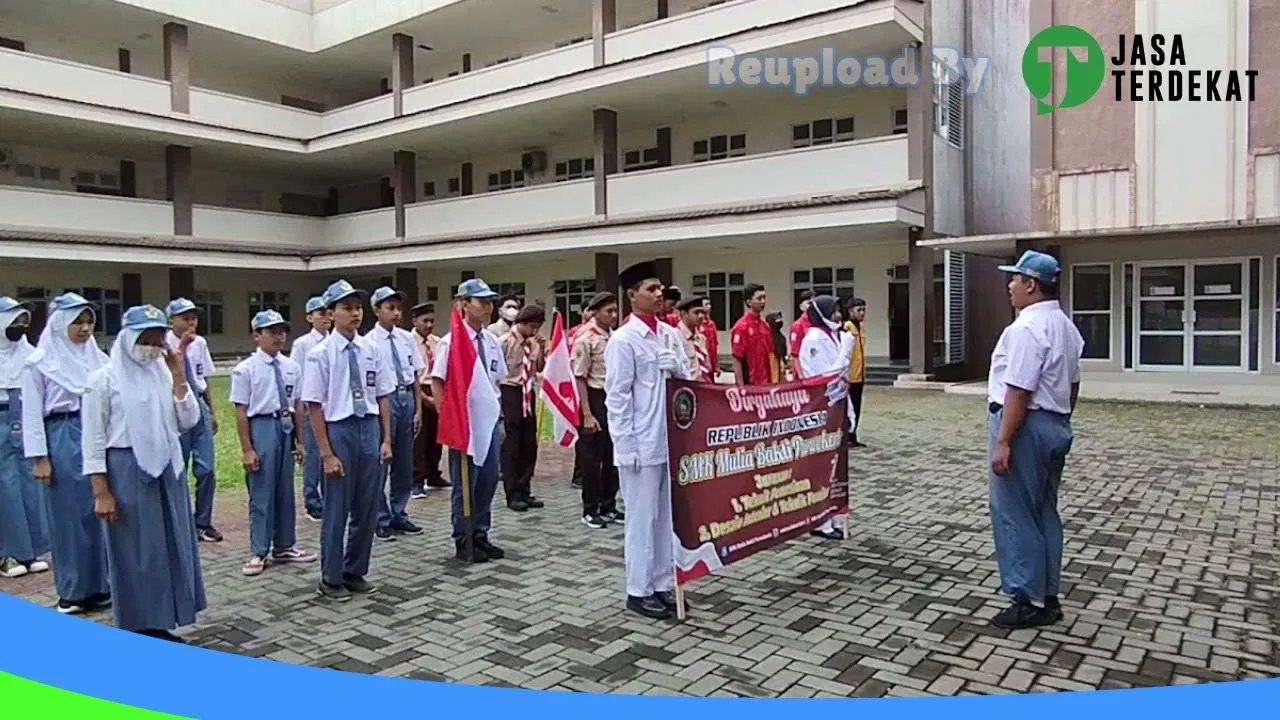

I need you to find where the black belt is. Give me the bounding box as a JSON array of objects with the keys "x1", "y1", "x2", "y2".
[
  {"x1": 395, "y1": 384, "x2": 415, "y2": 393},
  {"x1": 989, "y1": 402, "x2": 1068, "y2": 419},
  {"x1": 47, "y1": 411, "x2": 81, "y2": 422},
  {"x1": 251, "y1": 410, "x2": 292, "y2": 420},
  {"x1": 0, "y1": 403, "x2": 8, "y2": 413}
]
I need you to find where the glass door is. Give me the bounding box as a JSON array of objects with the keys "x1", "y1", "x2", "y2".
[
  {"x1": 1135, "y1": 265, "x2": 1188, "y2": 370},
  {"x1": 1190, "y1": 262, "x2": 1247, "y2": 370}
]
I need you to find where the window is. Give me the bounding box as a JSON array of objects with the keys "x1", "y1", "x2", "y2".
[
  {"x1": 892, "y1": 107, "x2": 909, "y2": 135},
  {"x1": 60, "y1": 287, "x2": 123, "y2": 336},
  {"x1": 446, "y1": 177, "x2": 461, "y2": 196},
  {"x1": 487, "y1": 169, "x2": 525, "y2": 192},
  {"x1": 422, "y1": 181, "x2": 436, "y2": 198},
  {"x1": 791, "y1": 117, "x2": 855, "y2": 148},
  {"x1": 933, "y1": 59, "x2": 964, "y2": 149},
  {"x1": 249, "y1": 291, "x2": 291, "y2": 329},
  {"x1": 226, "y1": 187, "x2": 263, "y2": 209},
  {"x1": 942, "y1": 251, "x2": 967, "y2": 365},
  {"x1": 555, "y1": 35, "x2": 590, "y2": 48},
  {"x1": 194, "y1": 290, "x2": 225, "y2": 336},
  {"x1": 623, "y1": 146, "x2": 659, "y2": 172},
  {"x1": 1070, "y1": 264, "x2": 1112, "y2": 360},
  {"x1": 791, "y1": 267, "x2": 855, "y2": 314},
  {"x1": 692, "y1": 272, "x2": 747, "y2": 329},
  {"x1": 552, "y1": 279, "x2": 596, "y2": 322},
  {"x1": 483, "y1": 54, "x2": 522, "y2": 68},
  {"x1": 554, "y1": 157, "x2": 595, "y2": 182},
  {"x1": 692, "y1": 134, "x2": 746, "y2": 162}
]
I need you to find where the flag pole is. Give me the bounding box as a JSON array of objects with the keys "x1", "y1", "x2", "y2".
[
  {"x1": 460, "y1": 454, "x2": 474, "y2": 559},
  {"x1": 673, "y1": 567, "x2": 687, "y2": 621}
]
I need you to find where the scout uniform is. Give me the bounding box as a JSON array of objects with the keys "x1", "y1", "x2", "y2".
[
  {"x1": 987, "y1": 251, "x2": 1084, "y2": 629},
  {"x1": 0, "y1": 297, "x2": 50, "y2": 579},
  {"x1": 410, "y1": 302, "x2": 446, "y2": 496},
  {"x1": 301, "y1": 280, "x2": 396, "y2": 601},
  {"x1": 366, "y1": 286, "x2": 426, "y2": 539},
  {"x1": 82, "y1": 304, "x2": 207, "y2": 642},
  {"x1": 431, "y1": 278, "x2": 505, "y2": 564},
  {"x1": 22, "y1": 292, "x2": 111, "y2": 614},
  {"x1": 165, "y1": 297, "x2": 222, "y2": 543},
  {"x1": 571, "y1": 292, "x2": 621, "y2": 529},
  {"x1": 498, "y1": 305, "x2": 546, "y2": 512},
  {"x1": 604, "y1": 261, "x2": 693, "y2": 621},
  {"x1": 229, "y1": 310, "x2": 318, "y2": 576},
  {"x1": 842, "y1": 298, "x2": 868, "y2": 447},
  {"x1": 676, "y1": 296, "x2": 714, "y2": 382},
  {"x1": 289, "y1": 295, "x2": 330, "y2": 521}
]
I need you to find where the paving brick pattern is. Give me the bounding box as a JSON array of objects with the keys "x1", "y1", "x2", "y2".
[{"x1": 7, "y1": 390, "x2": 1279, "y2": 696}]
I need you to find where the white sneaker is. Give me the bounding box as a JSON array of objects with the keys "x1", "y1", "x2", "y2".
[
  {"x1": 27, "y1": 559, "x2": 49, "y2": 573},
  {"x1": 0, "y1": 558, "x2": 28, "y2": 578}
]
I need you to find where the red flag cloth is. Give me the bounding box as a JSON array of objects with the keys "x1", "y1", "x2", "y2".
[
  {"x1": 435, "y1": 307, "x2": 474, "y2": 455},
  {"x1": 538, "y1": 311, "x2": 580, "y2": 448}
]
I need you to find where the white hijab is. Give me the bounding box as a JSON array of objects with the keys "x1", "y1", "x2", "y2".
[
  {"x1": 107, "y1": 328, "x2": 185, "y2": 480},
  {"x1": 26, "y1": 306, "x2": 108, "y2": 395},
  {"x1": 0, "y1": 308, "x2": 34, "y2": 389}
]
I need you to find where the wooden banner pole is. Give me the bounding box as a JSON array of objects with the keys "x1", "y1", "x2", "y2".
[{"x1": 673, "y1": 567, "x2": 687, "y2": 621}]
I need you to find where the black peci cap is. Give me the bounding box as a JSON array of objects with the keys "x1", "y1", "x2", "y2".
[{"x1": 618, "y1": 261, "x2": 660, "y2": 291}]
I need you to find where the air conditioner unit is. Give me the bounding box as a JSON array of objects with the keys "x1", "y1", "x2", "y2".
[{"x1": 521, "y1": 149, "x2": 548, "y2": 174}]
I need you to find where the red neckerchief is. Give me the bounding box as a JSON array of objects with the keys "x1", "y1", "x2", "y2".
[{"x1": 633, "y1": 313, "x2": 659, "y2": 333}]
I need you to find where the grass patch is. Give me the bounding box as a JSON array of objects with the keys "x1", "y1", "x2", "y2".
[{"x1": 205, "y1": 376, "x2": 557, "y2": 490}]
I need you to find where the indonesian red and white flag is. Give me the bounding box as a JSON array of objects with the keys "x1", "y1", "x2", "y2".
[
  {"x1": 436, "y1": 307, "x2": 502, "y2": 463},
  {"x1": 539, "y1": 310, "x2": 580, "y2": 448}
]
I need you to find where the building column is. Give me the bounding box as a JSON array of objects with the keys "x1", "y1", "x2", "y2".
[
  {"x1": 654, "y1": 258, "x2": 673, "y2": 287},
  {"x1": 907, "y1": 230, "x2": 936, "y2": 375},
  {"x1": 393, "y1": 150, "x2": 416, "y2": 238},
  {"x1": 169, "y1": 267, "x2": 194, "y2": 302},
  {"x1": 395, "y1": 267, "x2": 419, "y2": 310},
  {"x1": 656, "y1": 0, "x2": 669, "y2": 19},
  {"x1": 592, "y1": 0, "x2": 616, "y2": 67},
  {"x1": 165, "y1": 145, "x2": 192, "y2": 236},
  {"x1": 592, "y1": 107, "x2": 618, "y2": 215},
  {"x1": 119, "y1": 160, "x2": 137, "y2": 198},
  {"x1": 118, "y1": 48, "x2": 131, "y2": 73},
  {"x1": 391, "y1": 33, "x2": 414, "y2": 117},
  {"x1": 162, "y1": 22, "x2": 189, "y2": 113},
  {"x1": 122, "y1": 272, "x2": 143, "y2": 309}
]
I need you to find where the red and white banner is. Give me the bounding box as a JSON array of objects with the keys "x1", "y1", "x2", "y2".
[{"x1": 539, "y1": 310, "x2": 580, "y2": 448}]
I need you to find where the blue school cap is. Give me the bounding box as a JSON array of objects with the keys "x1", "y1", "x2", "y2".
[
  {"x1": 165, "y1": 297, "x2": 200, "y2": 318},
  {"x1": 455, "y1": 278, "x2": 499, "y2": 299},
  {"x1": 997, "y1": 250, "x2": 1061, "y2": 283},
  {"x1": 305, "y1": 296, "x2": 327, "y2": 314},
  {"x1": 0, "y1": 296, "x2": 29, "y2": 313},
  {"x1": 50, "y1": 292, "x2": 94, "y2": 312},
  {"x1": 323, "y1": 279, "x2": 365, "y2": 308},
  {"x1": 123, "y1": 305, "x2": 171, "y2": 332},
  {"x1": 371, "y1": 286, "x2": 405, "y2": 307},
  {"x1": 251, "y1": 309, "x2": 290, "y2": 331}
]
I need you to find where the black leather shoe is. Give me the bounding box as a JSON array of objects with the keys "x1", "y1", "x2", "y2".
[
  {"x1": 1045, "y1": 596, "x2": 1064, "y2": 622},
  {"x1": 475, "y1": 536, "x2": 505, "y2": 560},
  {"x1": 524, "y1": 496, "x2": 545, "y2": 509},
  {"x1": 627, "y1": 594, "x2": 672, "y2": 620},
  {"x1": 342, "y1": 576, "x2": 377, "y2": 594},
  {"x1": 391, "y1": 520, "x2": 423, "y2": 536},
  {"x1": 375, "y1": 526, "x2": 397, "y2": 541},
  {"x1": 653, "y1": 590, "x2": 677, "y2": 610},
  {"x1": 455, "y1": 543, "x2": 488, "y2": 564},
  {"x1": 992, "y1": 596, "x2": 1055, "y2": 629},
  {"x1": 507, "y1": 499, "x2": 529, "y2": 512}
]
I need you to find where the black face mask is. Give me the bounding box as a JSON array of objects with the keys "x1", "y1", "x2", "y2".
[{"x1": 5, "y1": 326, "x2": 27, "y2": 341}]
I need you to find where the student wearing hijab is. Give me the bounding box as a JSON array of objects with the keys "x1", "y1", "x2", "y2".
[
  {"x1": 0, "y1": 297, "x2": 50, "y2": 580},
  {"x1": 22, "y1": 292, "x2": 112, "y2": 614},
  {"x1": 82, "y1": 305, "x2": 206, "y2": 642},
  {"x1": 796, "y1": 295, "x2": 854, "y2": 542}
]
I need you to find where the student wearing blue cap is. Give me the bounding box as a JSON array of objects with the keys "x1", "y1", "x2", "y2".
[
  {"x1": 289, "y1": 295, "x2": 332, "y2": 522},
  {"x1": 165, "y1": 297, "x2": 222, "y2": 543},
  {"x1": 82, "y1": 304, "x2": 207, "y2": 642},
  {"x1": 301, "y1": 280, "x2": 394, "y2": 601},
  {"x1": 986, "y1": 250, "x2": 1085, "y2": 629},
  {"x1": 365, "y1": 286, "x2": 426, "y2": 540},
  {"x1": 230, "y1": 310, "x2": 318, "y2": 577},
  {"x1": 0, "y1": 297, "x2": 51, "y2": 581},
  {"x1": 22, "y1": 292, "x2": 112, "y2": 614},
  {"x1": 429, "y1": 278, "x2": 506, "y2": 564}
]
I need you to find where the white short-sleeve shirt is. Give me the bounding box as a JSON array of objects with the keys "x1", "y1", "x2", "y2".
[{"x1": 987, "y1": 300, "x2": 1085, "y2": 415}]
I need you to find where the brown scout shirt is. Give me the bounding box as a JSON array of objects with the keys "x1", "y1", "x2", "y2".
[
  {"x1": 499, "y1": 329, "x2": 545, "y2": 387},
  {"x1": 412, "y1": 329, "x2": 439, "y2": 393},
  {"x1": 679, "y1": 322, "x2": 710, "y2": 382},
  {"x1": 570, "y1": 323, "x2": 609, "y2": 390}
]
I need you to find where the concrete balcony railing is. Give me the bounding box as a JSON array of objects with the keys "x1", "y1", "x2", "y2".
[
  {"x1": 608, "y1": 135, "x2": 909, "y2": 216},
  {"x1": 0, "y1": 185, "x2": 173, "y2": 236},
  {"x1": 401, "y1": 179, "x2": 595, "y2": 241}
]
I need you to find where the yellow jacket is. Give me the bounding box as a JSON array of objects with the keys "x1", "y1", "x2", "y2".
[{"x1": 843, "y1": 321, "x2": 866, "y2": 384}]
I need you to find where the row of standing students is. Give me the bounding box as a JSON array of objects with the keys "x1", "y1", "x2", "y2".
[{"x1": 0, "y1": 293, "x2": 209, "y2": 642}]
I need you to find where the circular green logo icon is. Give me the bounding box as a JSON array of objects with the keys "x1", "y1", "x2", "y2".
[{"x1": 1022, "y1": 25, "x2": 1106, "y2": 114}]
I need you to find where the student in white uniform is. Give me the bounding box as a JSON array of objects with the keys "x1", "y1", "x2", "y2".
[
  {"x1": 0, "y1": 297, "x2": 50, "y2": 580},
  {"x1": 796, "y1": 295, "x2": 854, "y2": 542},
  {"x1": 366, "y1": 286, "x2": 426, "y2": 540},
  {"x1": 82, "y1": 304, "x2": 206, "y2": 643},
  {"x1": 24, "y1": 292, "x2": 112, "y2": 614},
  {"x1": 165, "y1": 298, "x2": 222, "y2": 544},
  {"x1": 302, "y1": 280, "x2": 395, "y2": 602},
  {"x1": 604, "y1": 261, "x2": 692, "y2": 620},
  {"x1": 230, "y1": 310, "x2": 318, "y2": 576},
  {"x1": 290, "y1": 295, "x2": 332, "y2": 522},
  {"x1": 987, "y1": 250, "x2": 1084, "y2": 629}
]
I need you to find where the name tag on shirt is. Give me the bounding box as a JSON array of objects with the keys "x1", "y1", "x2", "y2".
[
  {"x1": 365, "y1": 370, "x2": 376, "y2": 388},
  {"x1": 285, "y1": 384, "x2": 295, "y2": 402},
  {"x1": 195, "y1": 363, "x2": 204, "y2": 376}
]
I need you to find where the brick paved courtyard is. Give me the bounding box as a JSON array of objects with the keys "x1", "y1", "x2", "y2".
[{"x1": 6, "y1": 389, "x2": 1279, "y2": 697}]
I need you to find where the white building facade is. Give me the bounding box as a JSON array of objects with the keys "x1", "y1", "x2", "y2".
[{"x1": 0, "y1": 0, "x2": 992, "y2": 380}]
